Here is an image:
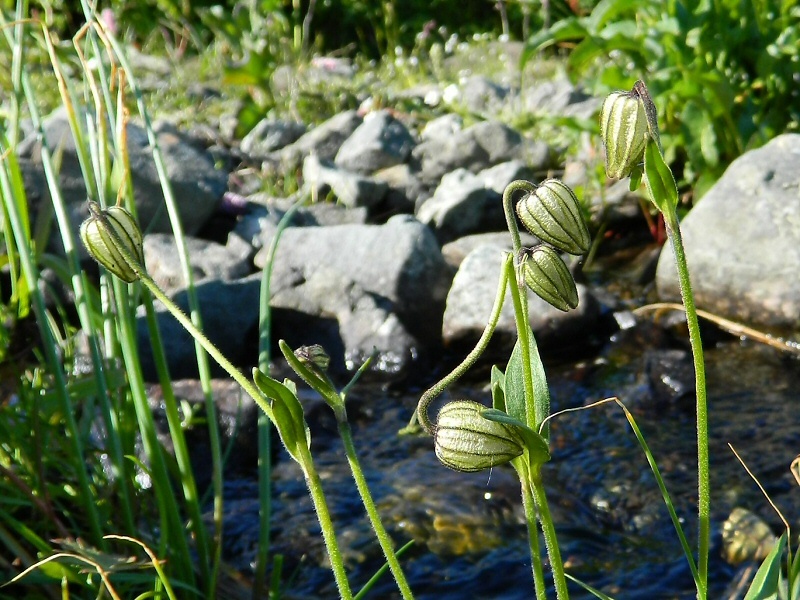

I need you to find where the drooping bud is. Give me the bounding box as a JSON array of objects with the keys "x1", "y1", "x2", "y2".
[
  {"x1": 520, "y1": 246, "x2": 578, "y2": 312},
  {"x1": 434, "y1": 400, "x2": 524, "y2": 473},
  {"x1": 516, "y1": 179, "x2": 590, "y2": 255},
  {"x1": 80, "y1": 202, "x2": 144, "y2": 283},
  {"x1": 295, "y1": 344, "x2": 331, "y2": 373},
  {"x1": 600, "y1": 85, "x2": 650, "y2": 180}
]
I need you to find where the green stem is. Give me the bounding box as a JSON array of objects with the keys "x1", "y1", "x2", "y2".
[
  {"x1": 530, "y1": 467, "x2": 569, "y2": 600},
  {"x1": 338, "y1": 420, "x2": 414, "y2": 599},
  {"x1": 415, "y1": 253, "x2": 511, "y2": 434},
  {"x1": 303, "y1": 460, "x2": 354, "y2": 600},
  {"x1": 663, "y1": 209, "x2": 708, "y2": 600},
  {"x1": 517, "y1": 461, "x2": 547, "y2": 600}
]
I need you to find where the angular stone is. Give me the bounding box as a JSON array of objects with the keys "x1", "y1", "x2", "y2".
[{"x1": 335, "y1": 110, "x2": 415, "y2": 174}]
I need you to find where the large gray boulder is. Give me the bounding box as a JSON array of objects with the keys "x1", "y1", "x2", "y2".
[
  {"x1": 442, "y1": 244, "x2": 600, "y2": 351},
  {"x1": 656, "y1": 134, "x2": 800, "y2": 329},
  {"x1": 253, "y1": 215, "x2": 454, "y2": 374}
]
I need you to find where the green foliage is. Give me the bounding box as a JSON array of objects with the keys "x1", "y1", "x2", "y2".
[{"x1": 523, "y1": 0, "x2": 800, "y2": 198}]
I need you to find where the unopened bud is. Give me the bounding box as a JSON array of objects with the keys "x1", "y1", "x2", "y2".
[
  {"x1": 600, "y1": 87, "x2": 649, "y2": 180},
  {"x1": 516, "y1": 179, "x2": 590, "y2": 255},
  {"x1": 434, "y1": 400, "x2": 524, "y2": 472},
  {"x1": 80, "y1": 202, "x2": 144, "y2": 283},
  {"x1": 295, "y1": 344, "x2": 331, "y2": 372},
  {"x1": 520, "y1": 246, "x2": 578, "y2": 312}
]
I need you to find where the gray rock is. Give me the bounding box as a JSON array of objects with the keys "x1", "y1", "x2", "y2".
[
  {"x1": 241, "y1": 119, "x2": 306, "y2": 157},
  {"x1": 413, "y1": 119, "x2": 548, "y2": 185},
  {"x1": 459, "y1": 75, "x2": 509, "y2": 113},
  {"x1": 335, "y1": 110, "x2": 415, "y2": 174},
  {"x1": 442, "y1": 244, "x2": 599, "y2": 350},
  {"x1": 280, "y1": 110, "x2": 362, "y2": 168},
  {"x1": 656, "y1": 134, "x2": 800, "y2": 329},
  {"x1": 373, "y1": 163, "x2": 428, "y2": 214},
  {"x1": 416, "y1": 169, "x2": 492, "y2": 241},
  {"x1": 254, "y1": 215, "x2": 453, "y2": 359},
  {"x1": 143, "y1": 233, "x2": 251, "y2": 296},
  {"x1": 230, "y1": 197, "x2": 368, "y2": 251},
  {"x1": 420, "y1": 114, "x2": 463, "y2": 142},
  {"x1": 479, "y1": 160, "x2": 536, "y2": 195},
  {"x1": 25, "y1": 110, "x2": 226, "y2": 245},
  {"x1": 137, "y1": 274, "x2": 262, "y2": 380},
  {"x1": 441, "y1": 231, "x2": 540, "y2": 269},
  {"x1": 302, "y1": 154, "x2": 388, "y2": 209}
]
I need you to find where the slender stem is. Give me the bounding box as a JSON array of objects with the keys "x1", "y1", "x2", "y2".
[
  {"x1": 530, "y1": 467, "x2": 569, "y2": 600},
  {"x1": 338, "y1": 420, "x2": 414, "y2": 599},
  {"x1": 663, "y1": 209, "x2": 708, "y2": 600},
  {"x1": 505, "y1": 258, "x2": 538, "y2": 431},
  {"x1": 415, "y1": 253, "x2": 511, "y2": 434},
  {"x1": 518, "y1": 461, "x2": 547, "y2": 600},
  {"x1": 303, "y1": 460, "x2": 354, "y2": 600}
]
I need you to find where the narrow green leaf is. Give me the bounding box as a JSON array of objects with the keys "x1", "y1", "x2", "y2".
[
  {"x1": 252, "y1": 368, "x2": 310, "y2": 463},
  {"x1": 490, "y1": 365, "x2": 506, "y2": 413},
  {"x1": 643, "y1": 138, "x2": 679, "y2": 214},
  {"x1": 744, "y1": 533, "x2": 786, "y2": 600},
  {"x1": 503, "y1": 341, "x2": 527, "y2": 424},
  {"x1": 481, "y1": 408, "x2": 550, "y2": 465},
  {"x1": 564, "y1": 572, "x2": 617, "y2": 600},
  {"x1": 520, "y1": 18, "x2": 588, "y2": 68}
]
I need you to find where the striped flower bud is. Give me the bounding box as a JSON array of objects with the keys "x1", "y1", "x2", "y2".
[
  {"x1": 434, "y1": 400, "x2": 524, "y2": 473},
  {"x1": 80, "y1": 202, "x2": 144, "y2": 283},
  {"x1": 516, "y1": 179, "x2": 590, "y2": 255},
  {"x1": 600, "y1": 87, "x2": 649, "y2": 180},
  {"x1": 295, "y1": 344, "x2": 331, "y2": 373},
  {"x1": 520, "y1": 246, "x2": 578, "y2": 312}
]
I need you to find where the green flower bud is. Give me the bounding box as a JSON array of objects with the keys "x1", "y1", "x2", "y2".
[
  {"x1": 434, "y1": 400, "x2": 524, "y2": 473},
  {"x1": 600, "y1": 88, "x2": 649, "y2": 180},
  {"x1": 295, "y1": 345, "x2": 331, "y2": 372},
  {"x1": 80, "y1": 202, "x2": 144, "y2": 283},
  {"x1": 520, "y1": 246, "x2": 578, "y2": 312},
  {"x1": 515, "y1": 179, "x2": 590, "y2": 255}
]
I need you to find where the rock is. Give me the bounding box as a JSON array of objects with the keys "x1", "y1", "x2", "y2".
[
  {"x1": 335, "y1": 109, "x2": 415, "y2": 174},
  {"x1": 241, "y1": 119, "x2": 306, "y2": 157},
  {"x1": 302, "y1": 154, "x2": 388, "y2": 209},
  {"x1": 373, "y1": 163, "x2": 428, "y2": 215},
  {"x1": 442, "y1": 244, "x2": 600, "y2": 352},
  {"x1": 230, "y1": 197, "x2": 368, "y2": 251},
  {"x1": 253, "y1": 215, "x2": 453, "y2": 374},
  {"x1": 459, "y1": 75, "x2": 509, "y2": 113},
  {"x1": 24, "y1": 109, "x2": 226, "y2": 252},
  {"x1": 416, "y1": 169, "x2": 492, "y2": 241},
  {"x1": 413, "y1": 119, "x2": 549, "y2": 185},
  {"x1": 656, "y1": 134, "x2": 800, "y2": 329},
  {"x1": 143, "y1": 233, "x2": 251, "y2": 296},
  {"x1": 421, "y1": 114, "x2": 463, "y2": 142},
  {"x1": 136, "y1": 274, "x2": 262, "y2": 380},
  {"x1": 280, "y1": 110, "x2": 362, "y2": 168},
  {"x1": 479, "y1": 160, "x2": 536, "y2": 195},
  {"x1": 441, "y1": 231, "x2": 540, "y2": 269}
]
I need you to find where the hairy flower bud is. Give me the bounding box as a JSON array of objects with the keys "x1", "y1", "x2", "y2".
[
  {"x1": 295, "y1": 345, "x2": 331, "y2": 372},
  {"x1": 516, "y1": 179, "x2": 590, "y2": 255},
  {"x1": 80, "y1": 202, "x2": 144, "y2": 283},
  {"x1": 600, "y1": 88, "x2": 649, "y2": 180},
  {"x1": 434, "y1": 400, "x2": 524, "y2": 472},
  {"x1": 520, "y1": 246, "x2": 578, "y2": 312}
]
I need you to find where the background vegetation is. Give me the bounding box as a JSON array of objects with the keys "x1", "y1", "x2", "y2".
[{"x1": 0, "y1": 0, "x2": 798, "y2": 597}]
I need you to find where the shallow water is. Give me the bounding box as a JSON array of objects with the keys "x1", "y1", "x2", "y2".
[{"x1": 217, "y1": 326, "x2": 800, "y2": 599}]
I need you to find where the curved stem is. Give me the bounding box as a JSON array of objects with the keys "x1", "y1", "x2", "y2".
[
  {"x1": 530, "y1": 467, "x2": 569, "y2": 600},
  {"x1": 338, "y1": 421, "x2": 414, "y2": 599},
  {"x1": 303, "y1": 459, "x2": 354, "y2": 600},
  {"x1": 664, "y1": 209, "x2": 708, "y2": 600},
  {"x1": 415, "y1": 253, "x2": 511, "y2": 434}
]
